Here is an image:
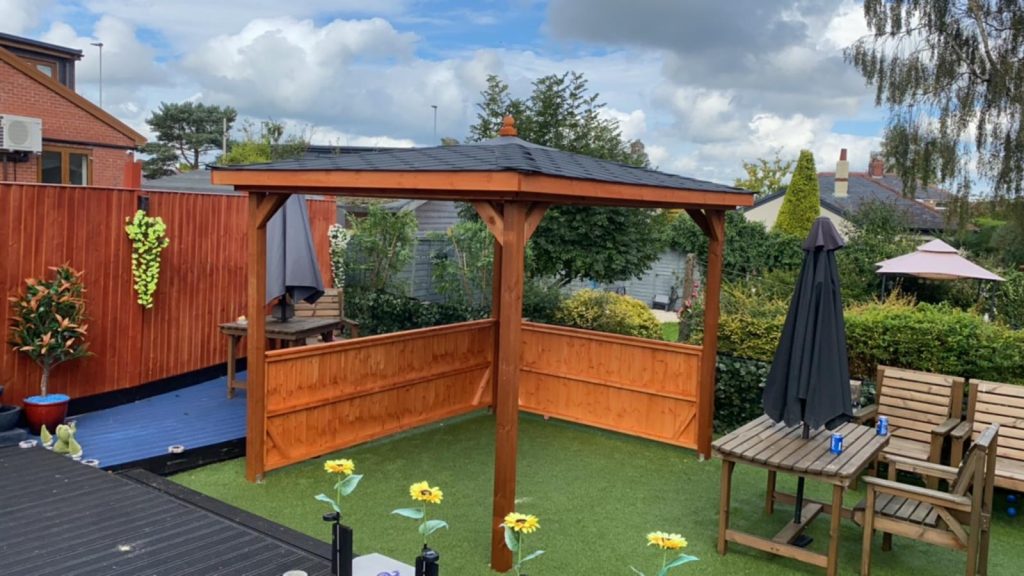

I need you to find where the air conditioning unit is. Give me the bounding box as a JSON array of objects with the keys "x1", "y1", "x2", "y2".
[{"x1": 0, "y1": 114, "x2": 43, "y2": 153}]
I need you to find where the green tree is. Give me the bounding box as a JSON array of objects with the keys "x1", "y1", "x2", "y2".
[
  {"x1": 734, "y1": 152, "x2": 794, "y2": 197},
  {"x1": 219, "y1": 119, "x2": 309, "y2": 166},
  {"x1": 773, "y1": 150, "x2": 820, "y2": 237},
  {"x1": 668, "y1": 211, "x2": 802, "y2": 279},
  {"x1": 346, "y1": 205, "x2": 418, "y2": 293},
  {"x1": 429, "y1": 219, "x2": 494, "y2": 309},
  {"x1": 141, "y1": 142, "x2": 180, "y2": 180},
  {"x1": 837, "y1": 201, "x2": 917, "y2": 302},
  {"x1": 846, "y1": 1, "x2": 1024, "y2": 197},
  {"x1": 467, "y1": 72, "x2": 666, "y2": 285},
  {"x1": 145, "y1": 101, "x2": 238, "y2": 171}
]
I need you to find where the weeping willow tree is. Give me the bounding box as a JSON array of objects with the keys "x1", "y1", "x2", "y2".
[{"x1": 846, "y1": 1, "x2": 1024, "y2": 198}]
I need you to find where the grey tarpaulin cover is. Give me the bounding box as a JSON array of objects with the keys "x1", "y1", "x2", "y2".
[
  {"x1": 266, "y1": 194, "x2": 324, "y2": 305},
  {"x1": 762, "y1": 217, "x2": 852, "y2": 431}
]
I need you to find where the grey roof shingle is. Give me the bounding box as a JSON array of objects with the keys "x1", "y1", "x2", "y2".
[
  {"x1": 213, "y1": 137, "x2": 749, "y2": 196},
  {"x1": 748, "y1": 173, "x2": 952, "y2": 231},
  {"x1": 143, "y1": 170, "x2": 238, "y2": 194}
]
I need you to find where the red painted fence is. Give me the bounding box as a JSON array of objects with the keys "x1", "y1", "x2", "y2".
[{"x1": 0, "y1": 183, "x2": 335, "y2": 404}]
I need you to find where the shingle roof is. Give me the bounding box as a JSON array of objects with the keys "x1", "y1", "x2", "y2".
[
  {"x1": 215, "y1": 137, "x2": 748, "y2": 196},
  {"x1": 749, "y1": 172, "x2": 952, "y2": 231},
  {"x1": 143, "y1": 170, "x2": 238, "y2": 194}
]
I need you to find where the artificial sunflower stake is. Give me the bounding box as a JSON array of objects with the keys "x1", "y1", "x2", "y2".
[
  {"x1": 630, "y1": 531, "x2": 698, "y2": 576},
  {"x1": 392, "y1": 481, "x2": 448, "y2": 565},
  {"x1": 502, "y1": 511, "x2": 543, "y2": 575}
]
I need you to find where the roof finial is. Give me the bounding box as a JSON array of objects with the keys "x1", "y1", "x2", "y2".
[{"x1": 499, "y1": 115, "x2": 517, "y2": 137}]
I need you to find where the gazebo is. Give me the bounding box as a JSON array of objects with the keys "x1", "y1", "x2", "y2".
[{"x1": 212, "y1": 117, "x2": 753, "y2": 571}]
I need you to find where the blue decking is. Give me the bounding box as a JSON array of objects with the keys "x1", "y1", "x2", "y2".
[{"x1": 70, "y1": 375, "x2": 247, "y2": 469}]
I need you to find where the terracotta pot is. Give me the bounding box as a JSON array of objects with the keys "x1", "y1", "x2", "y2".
[{"x1": 23, "y1": 394, "x2": 69, "y2": 435}]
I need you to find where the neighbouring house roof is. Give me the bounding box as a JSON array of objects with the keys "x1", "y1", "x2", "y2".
[
  {"x1": 749, "y1": 172, "x2": 952, "y2": 232},
  {"x1": 0, "y1": 32, "x2": 83, "y2": 60},
  {"x1": 219, "y1": 136, "x2": 747, "y2": 197},
  {"x1": 0, "y1": 46, "x2": 146, "y2": 146},
  {"x1": 143, "y1": 170, "x2": 238, "y2": 194}
]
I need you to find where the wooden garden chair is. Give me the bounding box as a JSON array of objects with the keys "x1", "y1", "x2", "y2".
[
  {"x1": 857, "y1": 366, "x2": 965, "y2": 487},
  {"x1": 294, "y1": 288, "x2": 360, "y2": 338},
  {"x1": 856, "y1": 423, "x2": 998, "y2": 576},
  {"x1": 952, "y1": 380, "x2": 1024, "y2": 492}
]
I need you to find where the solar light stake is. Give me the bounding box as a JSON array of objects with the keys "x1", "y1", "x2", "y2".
[
  {"x1": 415, "y1": 544, "x2": 440, "y2": 576},
  {"x1": 322, "y1": 512, "x2": 353, "y2": 576}
]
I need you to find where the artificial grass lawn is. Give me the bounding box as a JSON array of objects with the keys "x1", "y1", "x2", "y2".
[{"x1": 172, "y1": 413, "x2": 1019, "y2": 575}]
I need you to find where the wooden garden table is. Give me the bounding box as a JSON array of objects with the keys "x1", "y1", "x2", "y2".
[
  {"x1": 219, "y1": 317, "x2": 340, "y2": 398},
  {"x1": 713, "y1": 414, "x2": 889, "y2": 576}
]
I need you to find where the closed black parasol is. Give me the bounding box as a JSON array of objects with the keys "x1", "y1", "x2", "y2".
[{"x1": 762, "y1": 217, "x2": 852, "y2": 532}]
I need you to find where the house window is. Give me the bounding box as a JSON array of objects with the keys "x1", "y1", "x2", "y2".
[
  {"x1": 39, "y1": 147, "x2": 91, "y2": 185},
  {"x1": 23, "y1": 57, "x2": 56, "y2": 78}
]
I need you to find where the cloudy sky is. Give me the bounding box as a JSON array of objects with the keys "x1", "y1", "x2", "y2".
[{"x1": 3, "y1": 0, "x2": 885, "y2": 184}]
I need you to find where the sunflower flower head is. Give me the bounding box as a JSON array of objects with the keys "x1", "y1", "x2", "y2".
[
  {"x1": 504, "y1": 512, "x2": 540, "y2": 534},
  {"x1": 324, "y1": 459, "x2": 355, "y2": 476},
  {"x1": 410, "y1": 481, "x2": 443, "y2": 504},
  {"x1": 646, "y1": 531, "x2": 687, "y2": 550}
]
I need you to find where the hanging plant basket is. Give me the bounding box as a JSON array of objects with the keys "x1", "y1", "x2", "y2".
[{"x1": 125, "y1": 209, "x2": 170, "y2": 309}]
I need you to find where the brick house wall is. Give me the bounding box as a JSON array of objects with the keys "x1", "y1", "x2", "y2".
[{"x1": 0, "y1": 55, "x2": 141, "y2": 187}]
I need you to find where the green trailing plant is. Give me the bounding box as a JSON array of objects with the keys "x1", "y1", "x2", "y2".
[
  {"x1": 773, "y1": 150, "x2": 820, "y2": 237},
  {"x1": 8, "y1": 265, "x2": 91, "y2": 397},
  {"x1": 125, "y1": 210, "x2": 170, "y2": 309},
  {"x1": 327, "y1": 224, "x2": 351, "y2": 289},
  {"x1": 553, "y1": 289, "x2": 661, "y2": 339}
]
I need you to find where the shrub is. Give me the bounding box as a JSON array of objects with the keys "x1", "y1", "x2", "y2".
[
  {"x1": 346, "y1": 205, "x2": 418, "y2": 292},
  {"x1": 667, "y1": 211, "x2": 802, "y2": 280},
  {"x1": 994, "y1": 270, "x2": 1024, "y2": 329},
  {"x1": 344, "y1": 289, "x2": 485, "y2": 336},
  {"x1": 773, "y1": 150, "x2": 820, "y2": 237},
  {"x1": 837, "y1": 200, "x2": 917, "y2": 302},
  {"x1": 688, "y1": 283, "x2": 788, "y2": 363},
  {"x1": 714, "y1": 355, "x2": 771, "y2": 433},
  {"x1": 429, "y1": 220, "x2": 494, "y2": 309},
  {"x1": 553, "y1": 289, "x2": 661, "y2": 339},
  {"x1": 523, "y1": 279, "x2": 564, "y2": 324},
  {"x1": 844, "y1": 298, "x2": 1024, "y2": 383}
]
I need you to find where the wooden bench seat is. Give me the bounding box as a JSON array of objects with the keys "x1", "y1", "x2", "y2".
[
  {"x1": 294, "y1": 288, "x2": 360, "y2": 338},
  {"x1": 857, "y1": 366, "x2": 965, "y2": 487},
  {"x1": 954, "y1": 380, "x2": 1024, "y2": 492}
]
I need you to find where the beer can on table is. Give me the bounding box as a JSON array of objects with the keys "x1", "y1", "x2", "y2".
[
  {"x1": 830, "y1": 433, "x2": 844, "y2": 455},
  {"x1": 877, "y1": 416, "x2": 889, "y2": 436}
]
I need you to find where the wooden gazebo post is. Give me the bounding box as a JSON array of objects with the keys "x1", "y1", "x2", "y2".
[
  {"x1": 246, "y1": 191, "x2": 288, "y2": 482},
  {"x1": 694, "y1": 210, "x2": 725, "y2": 458}
]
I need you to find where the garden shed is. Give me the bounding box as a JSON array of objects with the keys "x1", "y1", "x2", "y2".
[{"x1": 211, "y1": 117, "x2": 754, "y2": 571}]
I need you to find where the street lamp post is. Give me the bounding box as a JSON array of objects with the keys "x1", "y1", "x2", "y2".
[
  {"x1": 90, "y1": 41, "x2": 103, "y2": 108},
  {"x1": 431, "y1": 104, "x2": 438, "y2": 144}
]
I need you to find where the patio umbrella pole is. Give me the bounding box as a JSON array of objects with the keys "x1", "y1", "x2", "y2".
[{"x1": 793, "y1": 422, "x2": 809, "y2": 524}]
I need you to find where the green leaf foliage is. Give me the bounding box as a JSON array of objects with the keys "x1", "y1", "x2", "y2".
[
  {"x1": 836, "y1": 200, "x2": 917, "y2": 302},
  {"x1": 145, "y1": 101, "x2": 237, "y2": 170},
  {"x1": 658, "y1": 554, "x2": 699, "y2": 576},
  {"x1": 346, "y1": 205, "x2": 418, "y2": 293},
  {"x1": 344, "y1": 289, "x2": 486, "y2": 336},
  {"x1": 668, "y1": 211, "x2": 803, "y2": 280},
  {"x1": 504, "y1": 525, "x2": 519, "y2": 553},
  {"x1": 553, "y1": 289, "x2": 662, "y2": 340},
  {"x1": 773, "y1": 150, "x2": 820, "y2": 237},
  {"x1": 315, "y1": 493, "x2": 341, "y2": 513},
  {"x1": 218, "y1": 119, "x2": 310, "y2": 166},
  {"x1": 520, "y1": 550, "x2": 545, "y2": 564},
  {"x1": 734, "y1": 152, "x2": 793, "y2": 198},
  {"x1": 124, "y1": 210, "x2": 170, "y2": 309},
  {"x1": 7, "y1": 265, "x2": 91, "y2": 396},
  {"x1": 418, "y1": 519, "x2": 448, "y2": 537},
  {"x1": 713, "y1": 355, "x2": 772, "y2": 433},
  {"x1": 429, "y1": 220, "x2": 494, "y2": 309},
  {"x1": 336, "y1": 474, "x2": 363, "y2": 497},
  {"x1": 468, "y1": 72, "x2": 669, "y2": 285},
  {"x1": 391, "y1": 507, "x2": 424, "y2": 520}
]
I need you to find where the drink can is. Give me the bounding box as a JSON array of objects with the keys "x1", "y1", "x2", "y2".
[
  {"x1": 830, "y1": 433, "x2": 844, "y2": 455},
  {"x1": 877, "y1": 416, "x2": 889, "y2": 436}
]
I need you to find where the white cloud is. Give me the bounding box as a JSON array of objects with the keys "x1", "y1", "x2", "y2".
[
  {"x1": 599, "y1": 107, "x2": 646, "y2": 141},
  {"x1": 0, "y1": 0, "x2": 50, "y2": 35}
]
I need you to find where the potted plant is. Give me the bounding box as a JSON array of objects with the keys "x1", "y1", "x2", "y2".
[
  {"x1": 8, "y1": 265, "x2": 90, "y2": 433},
  {"x1": 0, "y1": 385, "x2": 21, "y2": 432}
]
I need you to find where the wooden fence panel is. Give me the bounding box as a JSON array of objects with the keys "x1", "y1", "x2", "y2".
[
  {"x1": 262, "y1": 320, "x2": 494, "y2": 471},
  {"x1": 0, "y1": 183, "x2": 335, "y2": 404},
  {"x1": 519, "y1": 322, "x2": 703, "y2": 449}
]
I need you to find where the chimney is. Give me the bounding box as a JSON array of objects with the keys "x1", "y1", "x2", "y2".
[
  {"x1": 868, "y1": 152, "x2": 884, "y2": 178},
  {"x1": 835, "y1": 148, "x2": 849, "y2": 198}
]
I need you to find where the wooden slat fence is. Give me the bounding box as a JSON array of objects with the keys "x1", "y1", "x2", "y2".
[
  {"x1": 519, "y1": 322, "x2": 704, "y2": 449},
  {"x1": 262, "y1": 320, "x2": 494, "y2": 471},
  {"x1": 0, "y1": 183, "x2": 334, "y2": 404}
]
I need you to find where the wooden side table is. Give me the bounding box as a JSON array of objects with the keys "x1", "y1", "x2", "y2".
[
  {"x1": 219, "y1": 317, "x2": 341, "y2": 398},
  {"x1": 713, "y1": 415, "x2": 889, "y2": 576}
]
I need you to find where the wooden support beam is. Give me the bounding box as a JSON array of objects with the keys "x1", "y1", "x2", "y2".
[
  {"x1": 523, "y1": 203, "x2": 549, "y2": 242},
  {"x1": 245, "y1": 192, "x2": 285, "y2": 482},
  {"x1": 473, "y1": 201, "x2": 504, "y2": 244},
  {"x1": 490, "y1": 202, "x2": 527, "y2": 573},
  {"x1": 697, "y1": 210, "x2": 725, "y2": 459},
  {"x1": 685, "y1": 208, "x2": 712, "y2": 238},
  {"x1": 490, "y1": 236, "x2": 502, "y2": 412}
]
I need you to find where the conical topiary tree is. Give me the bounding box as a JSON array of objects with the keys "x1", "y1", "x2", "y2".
[{"x1": 773, "y1": 150, "x2": 821, "y2": 237}]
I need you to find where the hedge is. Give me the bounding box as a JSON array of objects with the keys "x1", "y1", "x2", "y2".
[
  {"x1": 345, "y1": 289, "x2": 486, "y2": 336},
  {"x1": 714, "y1": 355, "x2": 771, "y2": 433},
  {"x1": 553, "y1": 289, "x2": 662, "y2": 339}
]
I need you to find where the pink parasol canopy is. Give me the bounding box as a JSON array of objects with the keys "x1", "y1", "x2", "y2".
[{"x1": 875, "y1": 239, "x2": 1004, "y2": 281}]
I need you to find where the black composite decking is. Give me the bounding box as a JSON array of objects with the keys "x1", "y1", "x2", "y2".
[{"x1": 0, "y1": 447, "x2": 332, "y2": 576}]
